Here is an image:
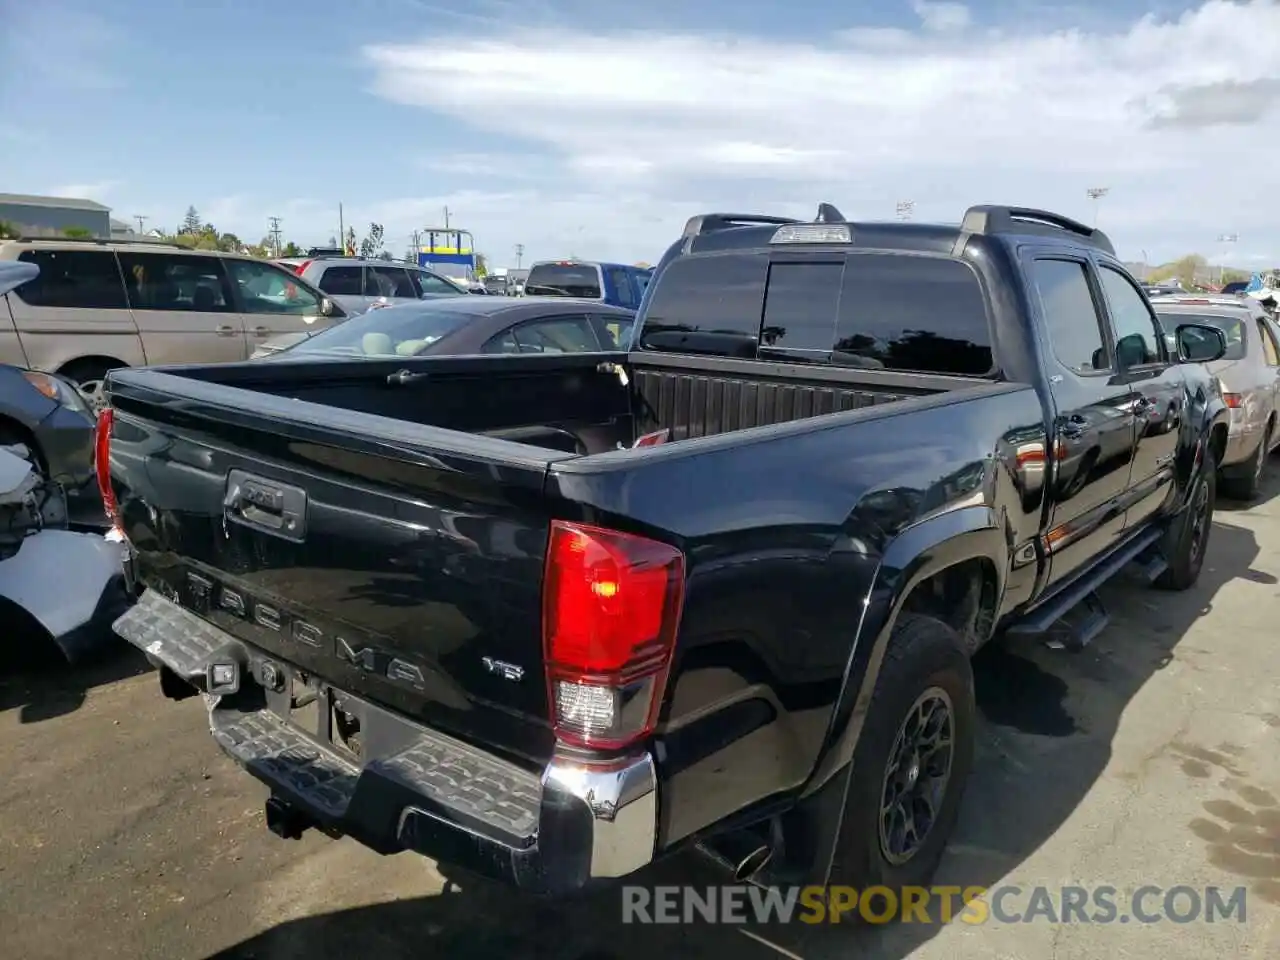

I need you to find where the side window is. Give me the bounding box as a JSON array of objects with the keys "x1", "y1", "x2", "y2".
[
  {"x1": 315, "y1": 266, "x2": 362, "y2": 296},
  {"x1": 760, "y1": 261, "x2": 843, "y2": 353},
  {"x1": 418, "y1": 271, "x2": 460, "y2": 295},
  {"x1": 509, "y1": 315, "x2": 602, "y2": 353},
  {"x1": 369, "y1": 265, "x2": 417, "y2": 298},
  {"x1": 116, "y1": 253, "x2": 232, "y2": 312},
  {"x1": 834, "y1": 255, "x2": 994, "y2": 374},
  {"x1": 592, "y1": 314, "x2": 633, "y2": 350},
  {"x1": 13, "y1": 250, "x2": 127, "y2": 309},
  {"x1": 1255, "y1": 318, "x2": 1280, "y2": 366},
  {"x1": 608, "y1": 268, "x2": 637, "y2": 308},
  {"x1": 1098, "y1": 265, "x2": 1162, "y2": 368},
  {"x1": 225, "y1": 259, "x2": 320, "y2": 315},
  {"x1": 482, "y1": 330, "x2": 521, "y2": 353},
  {"x1": 638, "y1": 253, "x2": 768, "y2": 353},
  {"x1": 1030, "y1": 259, "x2": 1110, "y2": 375}
]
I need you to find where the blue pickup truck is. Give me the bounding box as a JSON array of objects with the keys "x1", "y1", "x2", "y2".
[{"x1": 523, "y1": 259, "x2": 652, "y2": 310}]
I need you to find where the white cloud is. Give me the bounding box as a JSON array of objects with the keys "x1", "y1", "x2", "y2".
[
  {"x1": 355, "y1": 0, "x2": 1280, "y2": 266},
  {"x1": 911, "y1": 0, "x2": 972, "y2": 32},
  {"x1": 48, "y1": 181, "x2": 120, "y2": 201}
]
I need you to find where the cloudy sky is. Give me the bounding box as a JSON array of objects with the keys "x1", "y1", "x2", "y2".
[{"x1": 1, "y1": 0, "x2": 1278, "y2": 269}]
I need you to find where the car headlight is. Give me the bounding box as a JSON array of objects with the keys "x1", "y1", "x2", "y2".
[{"x1": 23, "y1": 370, "x2": 91, "y2": 412}]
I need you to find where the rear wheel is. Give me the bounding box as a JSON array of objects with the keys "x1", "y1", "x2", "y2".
[
  {"x1": 828, "y1": 614, "x2": 975, "y2": 914},
  {"x1": 58, "y1": 359, "x2": 125, "y2": 413},
  {"x1": 1220, "y1": 426, "x2": 1269, "y2": 502}
]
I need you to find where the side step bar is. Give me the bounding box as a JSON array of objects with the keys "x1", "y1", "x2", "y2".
[{"x1": 1006, "y1": 526, "x2": 1164, "y2": 651}]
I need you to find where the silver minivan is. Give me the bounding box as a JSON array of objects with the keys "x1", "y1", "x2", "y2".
[{"x1": 0, "y1": 238, "x2": 341, "y2": 406}]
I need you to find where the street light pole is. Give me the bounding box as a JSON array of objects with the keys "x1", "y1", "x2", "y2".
[
  {"x1": 895, "y1": 200, "x2": 915, "y2": 221},
  {"x1": 1216, "y1": 233, "x2": 1239, "y2": 288},
  {"x1": 1086, "y1": 187, "x2": 1110, "y2": 227}
]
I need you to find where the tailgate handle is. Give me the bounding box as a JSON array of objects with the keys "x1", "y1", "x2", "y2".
[{"x1": 224, "y1": 470, "x2": 307, "y2": 542}]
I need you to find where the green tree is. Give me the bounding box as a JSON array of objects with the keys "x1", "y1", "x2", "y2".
[
  {"x1": 343, "y1": 226, "x2": 357, "y2": 256},
  {"x1": 474, "y1": 252, "x2": 488, "y2": 277},
  {"x1": 1149, "y1": 254, "x2": 1207, "y2": 290},
  {"x1": 0, "y1": 220, "x2": 20, "y2": 239},
  {"x1": 282, "y1": 241, "x2": 302, "y2": 257},
  {"x1": 181, "y1": 206, "x2": 202, "y2": 235},
  {"x1": 359, "y1": 222, "x2": 385, "y2": 259}
]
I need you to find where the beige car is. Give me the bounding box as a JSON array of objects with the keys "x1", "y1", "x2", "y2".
[
  {"x1": 1151, "y1": 293, "x2": 1280, "y2": 499},
  {"x1": 0, "y1": 238, "x2": 342, "y2": 407}
]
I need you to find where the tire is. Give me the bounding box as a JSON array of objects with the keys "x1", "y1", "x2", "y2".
[
  {"x1": 58, "y1": 360, "x2": 124, "y2": 413},
  {"x1": 1220, "y1": 427, "x2": 1269, "y2": 502},
  {"x1": 828, "y1": 614, "x2": 975, "y2": 909},
  {"x1": 1154, "y1": 449, "x2": 1216, "y2": 591}
]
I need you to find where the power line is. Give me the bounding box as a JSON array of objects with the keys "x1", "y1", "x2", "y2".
[
  {"x1": 1086, "y1": 187, "x2": 1109, "y2": 227},
  {"x1": 133, "y1": 214, "x2": 148, "y2": 234}
]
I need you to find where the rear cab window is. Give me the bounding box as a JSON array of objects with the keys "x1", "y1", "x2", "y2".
[
  {"x1": 525, "y1": 263, "x2": 602, "y2": 299},
  {"x1": 638, "y1": 251, "x2": 994, "y2": 375}
]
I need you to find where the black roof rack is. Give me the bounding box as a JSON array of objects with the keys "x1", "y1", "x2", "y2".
[
  {"x1": 682, "y1": 213, "x2": 800, "y2": 238},
  {"x1": 958, "y1": 205, "x2": 1115, "y2": 256},
  {"x1": 12, "y1": 234, "x2": 183, "y2": 248}
]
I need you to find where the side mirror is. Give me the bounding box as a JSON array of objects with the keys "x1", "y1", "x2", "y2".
[
  {"x1": 1175, "y1": 322, "x2": 1227, "y2": 363},
  {"x1": 319, "y1": 297, "x2": 339, "y2": 318}
]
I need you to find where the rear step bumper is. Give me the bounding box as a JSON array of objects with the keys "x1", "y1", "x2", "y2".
[{"x1": 112, "y1": 589, "x2": 658, "y2": 894}]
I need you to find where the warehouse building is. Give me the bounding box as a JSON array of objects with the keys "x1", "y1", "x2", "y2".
[{"x1": 0, "y1": 193, "x2": 112, "y2": 238}]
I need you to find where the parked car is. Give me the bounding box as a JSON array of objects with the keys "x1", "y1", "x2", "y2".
[
  {"x1": 106, "y1": 203, "x2": 1228, "y2": 900},
  {"x1": 250, "y1": 297, "x2": 635, "y2": 360},
  {"x1": 0, "y1": 237, "x2": 343, "y2": 408},
  {"x1": 0, "y1": 260, "x2": 131, "y2": 664},
  {"x1": 291, "y1": 257, "x2": 468, "y2": 316},
  {"x1": 1150, "y1": 293, "x2": 1280, "y2": 498},
  {"x1": 524, "y1": 259, "x2": 650, "y2": 310}
]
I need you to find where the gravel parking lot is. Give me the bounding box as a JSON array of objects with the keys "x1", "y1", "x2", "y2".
[{"x1": 2, "y1": 479, "x2": 1279, "y2": 960}]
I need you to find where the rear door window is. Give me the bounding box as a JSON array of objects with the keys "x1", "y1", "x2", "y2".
[
  {"x1": 116, "y1": 253, "x2": 233, "y2": 312},
  {"x1": 496, "y1": 315, "x2": 602, "y2": 353},
  {"x1": 607, "y1": 267, "x2": 638, "y2": 307},
  {"x1": 367, "y1": 265, "x2": 417, "y2": 298},
  {"x1": 1259, "y1": 318, "x2": 1280, "y2": 366},
  {"x1": 316, "y1": 266, "x2": 363, "y2": 296},
  {"x1": 417, "y1": 270, "x2": 461, "y2": 295},
  {"x1": 1031, "y1": 259, "x2": 1111, "y2": 374},
  {"x1": 13, "y1": 250, "x2": 128, "y2": 309},
  {"x1": 525, "y1": 264, "x2": 602, "y2": 298}
]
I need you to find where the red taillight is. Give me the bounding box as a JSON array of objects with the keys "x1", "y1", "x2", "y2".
[
  {"x1": 1224, "y1": 393, "x2": 1243, "y2": 409},
  {"x1": 293, "y1": 260, "x2": 312, "y2": 275},
  {"x1": 95, "y1": 408, "x2": 118, "y2": 522},
  {"x1": 542, "y1": 520, "x2": 685, "y2": 750}
]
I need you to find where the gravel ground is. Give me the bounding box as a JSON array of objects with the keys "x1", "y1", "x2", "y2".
[{"x1": 2, "y1": 478, "x2": 1279, "y2": 960}]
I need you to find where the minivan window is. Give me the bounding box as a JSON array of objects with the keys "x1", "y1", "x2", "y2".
[
  {"x1": 525, "y1": 264, "x2": 602, "y2": 298},
  {"x1": 14, "y1": 250, "x2": 128, "y2": 309},
  {"x1": 833, "y1": 255, "x2": 993, "y2": 375},
  {"x1": 416, "y1": 270, "x2": 462, "y2": 295},
  {"x1": 225, "y1": 259, "x2": 320, "y2": 315},
  {"x1": 316, "y1": 266, "x2": 363, "y2": 296},
  {"x1": 638, "y1": 253, "x2": 768, "y2": 356},
  {"x1": 117, "y1": 253, "x2": 232, "y2": 311}
]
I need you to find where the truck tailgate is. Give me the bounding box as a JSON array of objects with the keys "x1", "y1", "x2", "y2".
[{"x1": 107, "y1": 369, "x2": 575, "y2": 766}]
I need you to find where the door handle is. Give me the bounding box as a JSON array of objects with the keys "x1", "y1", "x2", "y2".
[
  {"x1": 251, "y1": 326, "x2": 270, "y2": 337},
  {"x1": 1058, "y1": 414, "x2": 1087, "y2": 440},
  {"x1": 215, "y1": 325, "x2": 238, "y2": 337}
]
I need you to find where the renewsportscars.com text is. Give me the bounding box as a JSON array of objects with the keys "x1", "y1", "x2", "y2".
[{"x1": 621, "y1": 884, "x2": 1249, "y2": 925}]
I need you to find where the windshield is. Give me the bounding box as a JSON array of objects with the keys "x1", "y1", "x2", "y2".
[
  {"x1": 1157, "y1": 312, "x2": 1246, "y2": 361},
  {"x1": 288, "y1": 302, "x2": 471, "y2": 357},
  {"x1": 525, "y1": 264, "x2": 602, "y2": 298}
]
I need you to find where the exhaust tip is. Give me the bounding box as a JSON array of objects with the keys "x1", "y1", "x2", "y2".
[{"x1": 734, "y1": 845, "x2": 773, "y2": 882}]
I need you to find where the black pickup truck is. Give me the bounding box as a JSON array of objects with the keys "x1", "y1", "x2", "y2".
[{"x1": 106, "y1": 203, "x2": 1229, "y2": 899}]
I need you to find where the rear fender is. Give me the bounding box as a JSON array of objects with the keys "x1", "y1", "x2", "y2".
[{"x1": 805, "y1": 504, "x2": 1006, "y2": 794}]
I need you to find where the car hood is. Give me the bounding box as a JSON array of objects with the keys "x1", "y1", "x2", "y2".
[{"x1": 0, "y1": 261, "x2": 38, "y2": 296}]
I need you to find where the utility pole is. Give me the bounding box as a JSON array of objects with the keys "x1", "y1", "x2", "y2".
[
  {"x1": 895, "y1": 200, "x2": 914, "y2": 221},
  {"x1": 1216, "y1": 233, "x2": 1239, "y2": 288},
  {"x1": 133, "y1": 214, "x2": 147, "y2": 234},
  {"x1": 442, "y1": 207, "x2": 452, "y2": 230},
  {"x1": 514, "y1": 243, "x2": 524, "y2": 269},
  {"x1": 411, "y1": 230, "x2": 420, "y2": 267},
  {"x1": 268, "y1": 216, "x2": 283, "y2": 258},
  {"x1": 338, "y1": 203, "x2": 346, "y2": 254},
  {"x1": 1086, "y1": 187, "x2": 1109, "y2": 227}
]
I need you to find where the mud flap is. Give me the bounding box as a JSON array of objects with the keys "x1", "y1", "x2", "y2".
[{"x1": 0, "y1": 530, "x2": 130, "y2": 663}]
